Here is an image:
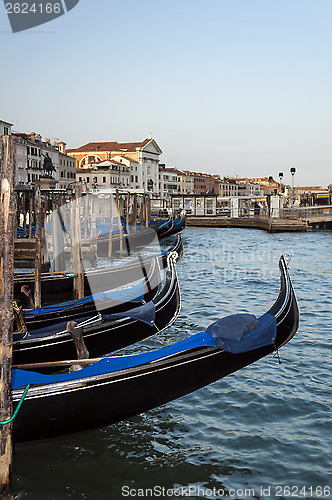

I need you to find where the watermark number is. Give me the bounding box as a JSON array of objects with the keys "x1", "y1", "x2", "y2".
[{"x1": 6, "y1": 2, "x2": 62, "y2": 14}]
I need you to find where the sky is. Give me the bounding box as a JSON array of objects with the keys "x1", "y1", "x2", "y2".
[{"x1": 0, "y1": 0, "x2": 331, "y2": 187}]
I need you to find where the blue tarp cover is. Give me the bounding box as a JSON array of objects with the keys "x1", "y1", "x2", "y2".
[
  {"x1": 23, "y1": 282, "x2": 145, "y2": 316},
  {"x1": 12, "y1": 313, "x2": 277, "y2": 390},
  {"x1": 206, "y1": 313, "x2": 276, "y2": 354},
  {"x1": 102, "y1": 300, "x2": 156, "y2": 326},
  {"x1": 12, "y1": 332, "x2": 217, "y2": 389}
]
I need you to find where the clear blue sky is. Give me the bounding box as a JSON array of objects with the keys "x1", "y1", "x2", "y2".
[{"x1": 1, "y1": 0, "x2": 331, "y2": 187}]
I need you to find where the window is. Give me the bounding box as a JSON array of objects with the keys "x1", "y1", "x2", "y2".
[
  {"x1": 87, "y1": 177, "x2": 90, "y2": 183},
  {"x1": 135, "y1": 175, "x2": 138, "y2": 182},
  {"x1": 103, "y1": 177, "x2": 106, "y2": 183},
  {"x1": 4, "y1": 127, "x2": 9, "y2": 135},
  {"x1": 131, "y1": 175, "x2": 134, "y2": 182}
]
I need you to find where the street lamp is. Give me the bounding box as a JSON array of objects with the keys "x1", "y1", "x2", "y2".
[
  {"x1": 279, "y1": 172, "x2": 284, "y2": 190},
  {"x1": 290, "y1": 167, "x2": 296, "y2": 206}
]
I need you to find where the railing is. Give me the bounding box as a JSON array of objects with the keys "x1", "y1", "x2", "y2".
[{"x1": 184, "y1": 205, "x2": 332, "y2": 220}]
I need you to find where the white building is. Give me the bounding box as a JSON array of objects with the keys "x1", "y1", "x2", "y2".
[
  {"x1": 67, "y1": 137, "x2": 162, "y2": 195},
  {"x1": 176, "y1": 170, "x2": 195, "y2": 194},
  {"x1": 77, "y1": 159, "x2": 130, "y2": 191},
  {"x1": 159, "y1": 165, "x2": 178, "y2": 199},
  {"x1": 0, "y1": 119, "x2": 12, "y2": 136}
]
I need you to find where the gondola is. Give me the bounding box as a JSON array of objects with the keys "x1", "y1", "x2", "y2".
[
  {"x1": 163, "y1": 212, "x2": 186, "y2": 238},
  {"x1": 96, "y1": 217, "x2": 173, "y2": 256},
  {"x1": 18, "y1": 255, "x2": 163, "y2": 331},
  {"x1": 12, "y1": 252, "x2": 181, "y2": 365},
  {"x1": 14, "y1": 235, "x2": 183, "y2": 304},
  {"x1": 12, "y1": 256, "x2": 298, "y2": 444}
]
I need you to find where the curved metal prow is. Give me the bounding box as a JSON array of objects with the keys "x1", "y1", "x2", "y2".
[{"x1": 268, "y1": 255, "x2": 299, "y2": 348}]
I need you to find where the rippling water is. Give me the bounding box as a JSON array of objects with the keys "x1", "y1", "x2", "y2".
[{"x1": 13, "y1": 228, "x2": 331, "y2": 499}]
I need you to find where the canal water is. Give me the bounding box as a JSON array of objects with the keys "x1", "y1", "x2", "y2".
[{"x1": 12, "y1": 227, "x2": 331, "y2": 499}]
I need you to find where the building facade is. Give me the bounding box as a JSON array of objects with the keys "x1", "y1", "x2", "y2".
[
  {"x1": 219, "y1": 178, "x2": 246, "y2": 197},
  {"x1": 12, "y1": 132, "x2": 76, "y2": 189},
  {"x1": 14, "y1": 135, "x2": 28, "y2": 186},
  {"x1": 193, "y1": 172, "x2": 221, "y2": 195},
  {"x1": 67, "y1": 137, "x2": 162, "y2": 195},
  {"x1": 76, "y1": 159, "x2": 130, "y2": 191},
  {"x1": 158, "y1": 165, "x2": 178, "y2": 199},
  {"x1": 176, "y1": 170, "x2": 195, "y2": 194}
]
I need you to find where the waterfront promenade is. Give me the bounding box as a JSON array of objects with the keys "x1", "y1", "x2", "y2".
[{"x1": 185, "y1": 206, "x2": 332, "y2": 232}]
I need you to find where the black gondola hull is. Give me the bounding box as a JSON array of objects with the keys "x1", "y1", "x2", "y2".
[
  {"x1": 14, "y1": 235, "x2": 183, "y2": 303},
  {"x1": 13, "y1": 256, "x2": 181, "y2": 365},
  {"x1": 12, "y1": 256, "x2": 298, "y2": 444}
]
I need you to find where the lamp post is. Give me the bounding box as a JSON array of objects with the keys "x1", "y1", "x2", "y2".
[
  {"x1": 290, "y1": 167, "x2": 296, "y2": 207},
  {"x1": 279, "y1": 172, "x2": 284, "y2": 211},
  {"x1": 279, "y1": 172, "x2": 284, "y2": 191}
]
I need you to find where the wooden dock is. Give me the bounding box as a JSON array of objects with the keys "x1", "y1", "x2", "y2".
[{"x1": 186, "y1": 216, "x2": 308, "y2": 232}]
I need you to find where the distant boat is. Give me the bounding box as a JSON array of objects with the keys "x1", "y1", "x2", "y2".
[{"x1": 12, "y1": 256, "x2": 298, "y2": 444}]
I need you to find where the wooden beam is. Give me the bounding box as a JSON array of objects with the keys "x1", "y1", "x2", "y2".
[
  {"x1": 126, "y1": 191, "x2": 130, "y2": 234},
  {"x1": 108, "y1": 194, "x2": 113, "y2": 260},
  {"x1": 72, "y1": 183, "x2": 84, "y2": 299},
  {"x1": 0, "y1": 136, "x2": 16, "y2": 496},
  {"x1": 115, "y1": 189, "x2": 123, "y2": 257},
  {"x1": 132, "y1": 193, "x2": 137, "y2": 234},
  {"x1": 34, "y1": 180, "x2": 42, "y2": 308}
]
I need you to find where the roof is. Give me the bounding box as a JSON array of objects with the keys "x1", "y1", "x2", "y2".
[
  {"x1": 96, "y1": 159, "x2": 125, "y2": 167},
  {"x1": 0, "y1": 119, "x2": 13, "y2": 127},
  {"x1": 67, "y1": 138, "x2": 152, "y2": 154}
]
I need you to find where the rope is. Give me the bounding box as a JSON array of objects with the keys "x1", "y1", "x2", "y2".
[{"x1": 0, "y1": 385, "x2": 30, "y2": 425}]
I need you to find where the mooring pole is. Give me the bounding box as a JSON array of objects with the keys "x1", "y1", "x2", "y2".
[
  {"x1": 108, "y1": 194, "x2": 113, "y2": 260},
  {"x1": 28, "y1": 195, "x2": 33, "y2": 239},
  {"x1": 140, "y1": 196, "x2": 144, "y2": 228},
  {"x1": 115, "y1": 189, "x2": 123, "y2": 257},
  {"x1": 0, "y1": 136, "x2": 16, "y2": 496},
  {"x1": 126, "y1": 191, "x2": 130, "y2": 234},
  {"x1": 73, "y1": 183, "x2": 84, "y2": 299},
  {"x1": 132, "y1": 193, "x2": 137, "y2": 234},
  {"x1": 34, "y1": 180, "x2": 42, "y2": 308},
  {"x1": 145, "y1": 195, "x2": 150, "y2": 227}
]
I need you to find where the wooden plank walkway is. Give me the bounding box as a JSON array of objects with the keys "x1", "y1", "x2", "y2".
[{"x1": 186, "y1": 216, "x2": 308, "y2": 232}]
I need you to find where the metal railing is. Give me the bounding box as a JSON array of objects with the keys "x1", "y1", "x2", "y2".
[{"x1": 182, "y1": 205, "x2": 332, "y2": 220}]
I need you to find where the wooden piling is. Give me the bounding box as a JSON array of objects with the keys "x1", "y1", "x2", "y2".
[
  {"x1": 0, "y1": 136, "x2": 16, "y2": 496},
  {"x1": 23, "y1": 193, "x2": 27, "y2": 237},
  {"x1": 140, "y1": 196, "x2": 144, "y2": 228},
  {"x1": 28, "y1": 195, "x2": 33, "y2": 239},
  {"x1": 34, "y1": 181, "x2": 42, "y2": 308},
  {"x1": 145, "y1": 195, "x2": 150, "y2": 227},
  {"x1": 115, "y1": 190, "x2": 123, "y2": 257},
  {"x1": 126, "y1": 191, "x2": 130, "y2": 234},
  {"x1": 108, "y1": 194, "x2": 113, "y2": 260},
  {"x1": 132, "y1": 193, "x2": 137, "y2": 234},
  {"x1": 72, "y1": 183, "x2": 84, "y2": 299}
]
